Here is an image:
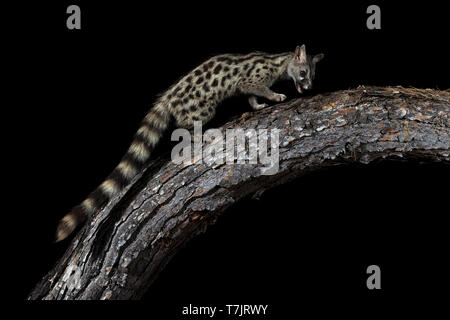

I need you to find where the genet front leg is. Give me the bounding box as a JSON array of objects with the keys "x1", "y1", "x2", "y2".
[
  {"x1": 241, "y1": 83, "x2": 286, "y2": 109},
  {"x1": 248, "y1": 96, "x2": 268, "y2": 110}
]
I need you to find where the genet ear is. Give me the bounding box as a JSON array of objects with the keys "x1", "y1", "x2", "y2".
[
  {"x1": 294, "y1": 45, "x2": 307, "y2": 63},
  {"x1": 313, "y1": 53, "x2": 324, "y2": 64}
]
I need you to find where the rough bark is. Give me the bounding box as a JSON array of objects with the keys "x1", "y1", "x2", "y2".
[{"x1": 29, "y1": 86, "x2": 450, "y2": 300}]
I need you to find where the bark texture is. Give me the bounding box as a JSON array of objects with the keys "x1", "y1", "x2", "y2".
[{"x1": 29, "y1": 86, "x2": 450, "y2": 300}]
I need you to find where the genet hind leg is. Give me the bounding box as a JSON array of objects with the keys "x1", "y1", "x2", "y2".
[{"x1": 175, "y1": 100, "x2": 216, "y2": 129}]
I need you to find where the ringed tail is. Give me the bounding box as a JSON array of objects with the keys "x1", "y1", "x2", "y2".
[{"x1": 55, "y1": 103, "x2": 170, "y2": 242}]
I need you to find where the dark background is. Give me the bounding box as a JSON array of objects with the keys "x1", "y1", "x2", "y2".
[{"x1": 6, "y1": 0, "x2": 449, "y2": 315}]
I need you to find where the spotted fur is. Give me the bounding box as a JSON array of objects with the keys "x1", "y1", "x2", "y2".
[{"x1": 55, "y1": 45, "x2": 324, "y2": 242}]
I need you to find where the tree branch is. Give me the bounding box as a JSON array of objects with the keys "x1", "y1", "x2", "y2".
[{"x1": 29, "y1": 86, "x2": 450, "y2": 300}]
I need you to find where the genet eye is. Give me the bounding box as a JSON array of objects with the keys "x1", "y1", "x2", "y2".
[{"x1": 300, "y1": 70, "x2": 307, "y2": 77}]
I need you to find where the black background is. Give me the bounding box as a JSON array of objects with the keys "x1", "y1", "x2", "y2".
[{"x1": 6, "y1": 0, "x2": 450, "y2": 316}]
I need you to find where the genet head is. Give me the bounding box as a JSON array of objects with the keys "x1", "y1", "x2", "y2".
[{"x1": 287, "y1": 45, "x2": 324, "y2": 93}]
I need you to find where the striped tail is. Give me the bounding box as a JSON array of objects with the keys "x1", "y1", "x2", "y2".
[{"x1": 55, "y1": 103, "x2": 170, "y2": 242}]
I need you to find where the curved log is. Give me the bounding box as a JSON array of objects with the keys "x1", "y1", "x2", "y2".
[{"x1": 28, "y1": 86, "x2": 450, "y2": 300}]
